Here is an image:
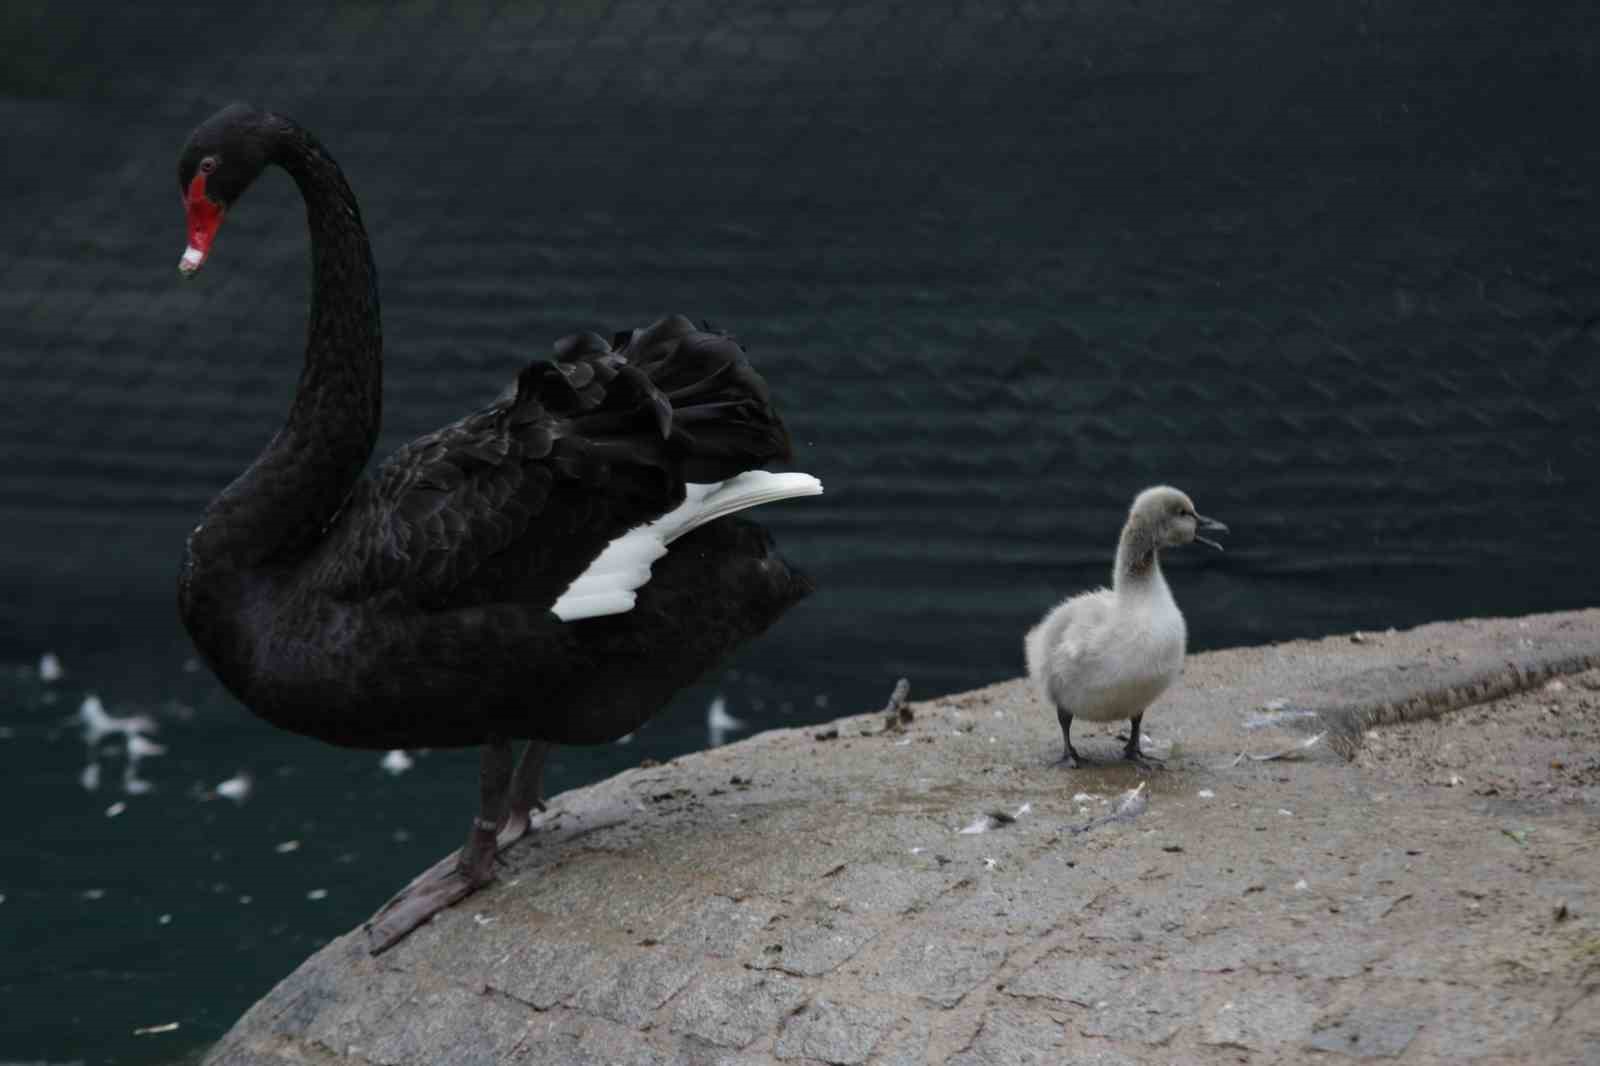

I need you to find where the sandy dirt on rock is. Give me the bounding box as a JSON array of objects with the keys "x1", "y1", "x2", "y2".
[{"x1": 1355, "y1": 668, "x2": 1600, "y2": 808}]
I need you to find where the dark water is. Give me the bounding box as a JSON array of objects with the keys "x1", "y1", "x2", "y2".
[
  {"x1": 0, "y1": 639, "x2": 828, "y2": 1066},
  {"x1": 3, "y1": 1, "x2": 1599, "y2": 1063}
]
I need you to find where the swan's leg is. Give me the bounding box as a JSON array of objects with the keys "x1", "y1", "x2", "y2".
[
  {"x1": 1055, "y1": 706, "x2": 1080, "y2": 769},
  {"x1": 497, "y1": 740, "x2": 552, "y2": 849},
  {"x1": 365, "y1": 738, "x2": 515, "y2": 955}
]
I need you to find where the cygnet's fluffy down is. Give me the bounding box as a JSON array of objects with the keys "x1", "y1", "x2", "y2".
[{"x1": 1024, "y1": 485, "x2": 1226, "y2": 766}]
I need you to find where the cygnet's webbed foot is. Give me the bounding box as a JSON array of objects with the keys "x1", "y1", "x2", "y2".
[
  {"x1": 1121, "y1": 715, "x2": 1164, "y2": 767},
  {"x1": 1055, "y1": 706, "x2": 1082, "y2": 769}
]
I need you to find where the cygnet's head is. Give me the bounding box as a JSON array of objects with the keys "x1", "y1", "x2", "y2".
[{"x1": 1128, "y1": 486, "x2": 1228, "y2": 551}]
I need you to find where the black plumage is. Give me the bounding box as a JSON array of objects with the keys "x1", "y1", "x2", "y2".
[{"x1": 173, "y1": 104, "x2": 813, "y2": 951}]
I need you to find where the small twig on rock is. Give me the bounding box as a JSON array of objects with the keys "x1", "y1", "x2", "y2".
[{"x1": 881, "y1": 677, "x2": 913, "y2": 733}]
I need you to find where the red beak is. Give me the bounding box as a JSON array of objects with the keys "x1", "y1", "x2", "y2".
[{"x1": 180, "y1": 173, "x2": 224, "y2": 276}]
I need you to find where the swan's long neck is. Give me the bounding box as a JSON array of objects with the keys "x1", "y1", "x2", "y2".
[
  {"x1": 186, "y1": 119, "x2": 381, "y2": 582},
  {"x1": 1112, "y1": 518, "x2": 1167, "y2": 597}
]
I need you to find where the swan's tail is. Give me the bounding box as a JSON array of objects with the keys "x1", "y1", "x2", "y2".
[
  {"x1": 617, "y1": 316, "x2": 794, "y2": 482},
  {"x1": 551, "y1": 470, "x2": 823, "y2": 621},
  {"x1": 541, "y1": 315, "x2": 794, "y2": 486}
]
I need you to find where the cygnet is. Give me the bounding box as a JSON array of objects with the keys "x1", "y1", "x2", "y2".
[{"x1": 1024, "y1": 486, "x2": 1227, "y2": 767}]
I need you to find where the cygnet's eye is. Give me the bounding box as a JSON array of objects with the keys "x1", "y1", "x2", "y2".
[{"x1": 199, "y1": 156, "x2": 218, "y2": 174}]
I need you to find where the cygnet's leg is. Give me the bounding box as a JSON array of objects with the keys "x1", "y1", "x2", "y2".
[
  {"x1": 366, "y1": 737, "x2": 515, "y2": 955},
  {"x1": 1123, "y1": 713, "x2": 1163, "y2": 765},
  {"x1": 1056, "y1": 706, "x2": 1081, "y2": 769},
  {"x1": 497, "y1": 739, "x2": 552, "y2": 849}
]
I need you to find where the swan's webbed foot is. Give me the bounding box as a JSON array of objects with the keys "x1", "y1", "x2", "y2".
[
  {"x1": 1055, "y1": 706, "x2": 1082, "y2": 769},
  {"x1": 366, "y1": 738, "x2": 549, "y2": 956},
  {"x1": 365, "y1": 837, "x2": 499, "y2": 954}
]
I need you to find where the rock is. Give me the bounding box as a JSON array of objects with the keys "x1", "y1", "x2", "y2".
[
  {"x1": 749, "y1": 907, "x2": 879, "y2": 977},
  {"x1": 574, "y1": 947, "x2": 699, "y2": 1027},
  {"x1": 200, "y1": 609, "x2": 1600, "y2": 1066},
  {"x1": 1005, "y1": 954, "x2": 1131, "y2": 1007},
  {"x1": 1307, "y1": 1005, "x2": 1428, "y2": 1059},
  {"x1": 668, "y1": 970, "x2": 808, "y2": 1049},
  {"x1": 774, "y1": 998, "x2": 890, "y2": 1063},
  {"x1": 1202, "y1": 981, "x2": 1316, "y2": 1050},
  {"x1": 871, "y1": 931, "x2": 1009, "y2": 1008},
  {"x1": 945, "y1": 1008, "x2": 1071, "y2": 1065}
]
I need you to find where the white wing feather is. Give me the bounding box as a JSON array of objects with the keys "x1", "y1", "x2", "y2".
[{"x1": 550, "y1": 471, "x2": 822, "y2": 621}]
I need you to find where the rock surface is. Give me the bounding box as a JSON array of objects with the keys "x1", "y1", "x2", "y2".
[{"x1": 205, "y1": 610, "x2": 1600, "y2": 1065}]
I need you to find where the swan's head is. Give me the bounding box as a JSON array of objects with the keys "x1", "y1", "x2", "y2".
[
  {"x1": 176, "y1": 103, "x2": 275, "y2": 277},
  {"x1": 1129, "y1": 485, "x2": 1228, "y2": 551}
]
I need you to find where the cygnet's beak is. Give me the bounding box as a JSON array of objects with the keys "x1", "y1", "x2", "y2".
[{"x1": 1193, "y1": 514, "x2": 1228, "y2": 551}]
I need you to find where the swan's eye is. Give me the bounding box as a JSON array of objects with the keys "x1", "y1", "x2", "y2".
[{"x1": 199, "y1": 157, "x2": 218, "y2": 175}]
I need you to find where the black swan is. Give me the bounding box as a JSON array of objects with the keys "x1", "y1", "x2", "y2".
[{"x1": 173, "y1": 103, "x2": 821, "y2": 954}]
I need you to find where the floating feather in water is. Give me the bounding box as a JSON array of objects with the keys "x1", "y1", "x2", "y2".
[
  {"x1": 379, "y1": 750, "x2": 414, "y2": 776},
  {"x1": 215, "y1": 771, "x2": 253, "y2": 803},
  {"x1": 78, "y1": 694, "x2": 157, "y2": 748},
  {"x1": 706, "y1": 696, "x2": 746, "y2": 748},
  {"x1": 77, "y1": 695, "x2": 163, "y2": 795},
  {"x1": 123, "y1": 734, "x2": 167, "y2": 795}
]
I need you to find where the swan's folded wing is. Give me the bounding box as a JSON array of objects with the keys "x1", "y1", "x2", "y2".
[
  {"x1": 318, "y1": 317, "x2": 794, "y2": 611},
  {"x1": 549, "y1": 471, "x2": 822, "y2": 621}
]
